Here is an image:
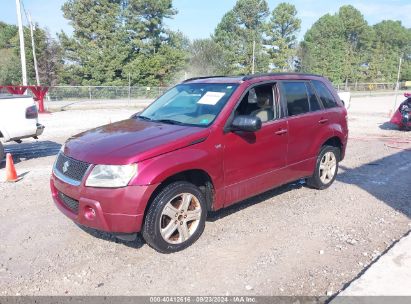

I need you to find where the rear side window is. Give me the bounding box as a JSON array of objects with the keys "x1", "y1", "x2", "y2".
[
  {"x1": 312, "y1": 80, "x2": 338, "y2": 109},
  {"x1": 306, "y1": 83, "x2": 321, "y2": 111},
  {"x1": 282, "y1": 82, "x2": 309, "y2": 116}
]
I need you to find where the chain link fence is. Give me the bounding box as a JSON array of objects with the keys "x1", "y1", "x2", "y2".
[
  {"x1": 47, "y1": 86, "x2": 169, "y2": 101},
  {"x1": 334, "y1": 82, "x2": 407, "y2": 92},
  {"x1": 46, "y1": 82, "x2": 410, "y2": 102}
]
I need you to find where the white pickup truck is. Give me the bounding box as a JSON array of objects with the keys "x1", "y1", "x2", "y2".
[
  {"x1": 337, "y1": 91, "x2": 351, "y2": 109},
  {"x1": 0, "y1": 94, "x2": 45, "y2": 160}
]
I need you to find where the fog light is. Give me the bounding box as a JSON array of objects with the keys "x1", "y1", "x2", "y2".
[{"x1": 84, "y1": 206, "x2": 96, "y2": 220}]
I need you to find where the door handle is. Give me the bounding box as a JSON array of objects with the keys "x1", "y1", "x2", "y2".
[
  {"x1": 275, "y1": 129, "x2": 288, "y2": 135},
  {"x1": 319, "y1": 118, "x2": 329, "y2": 124}
]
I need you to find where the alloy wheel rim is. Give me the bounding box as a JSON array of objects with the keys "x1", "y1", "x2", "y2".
[
  {"x1": 319, "y1": 152, "x2": 337, "y2": 184},
  {"x1": 160, "y1": 193, "x2": 202, "y2": 244}
]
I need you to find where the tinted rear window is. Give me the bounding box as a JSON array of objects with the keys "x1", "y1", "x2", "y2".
[
  {"x1": 312, "y1": 80, "x2": 338, "y2": 109},
  {"x1": 282, "y1": 82, "x2": 309, "y2": 116},
  {"x1": 306, "y1": 83, "x2": 321, "y2": 111}
]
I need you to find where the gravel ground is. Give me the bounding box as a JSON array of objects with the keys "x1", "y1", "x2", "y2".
[{"x1": 0, "y1": 95, "x2": 410, "y2": 296}]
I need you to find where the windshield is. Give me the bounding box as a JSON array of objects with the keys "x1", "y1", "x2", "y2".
[{"x1": 138, "y1": 83, "x2": 238, "y2": 127}]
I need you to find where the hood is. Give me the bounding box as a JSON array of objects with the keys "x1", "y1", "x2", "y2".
[{"x1": 64, "y1": 119, "x2": 210, "y2": 165}]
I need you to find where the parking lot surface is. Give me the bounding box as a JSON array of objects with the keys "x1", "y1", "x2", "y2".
[{"x1": 1, "y1": 96, "x2": 410, "y2": 296}]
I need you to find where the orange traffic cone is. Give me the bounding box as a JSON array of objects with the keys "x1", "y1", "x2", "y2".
[{"x1": 5, "y1": 153, "x2": 18, "y2": 182}]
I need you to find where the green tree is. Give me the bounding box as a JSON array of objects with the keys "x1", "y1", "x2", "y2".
[
  {"x1": 0, "y1": 22, "x2": 18, "y2": 49},
  {"x1": 60, "y1": 0, "x2": 129, "y2": 85},
  {"x1": 124, "y1": 30, "x2": 189, "y2": 86},
  {"x1": 124, "y1": 0, "x2": 177, "y2": 52},
  {"x1": 213, "y1": 0, "x2": 269, "y2": 74},
  {"x1": 265, "y1": 2, "x2": 301, "y2": 71},
  {"x1": 0, "y1": 48, "x2": 21, "y2": 85},
  {"x1": 188, "y1": 38, "x2": 225, "y2": 77},
  {"x1": 300, "y1": 5, "x2": 373, "y2": 84},
  {"x1": 0, "y1": 21, "x2": 62, "y2": 85},
  {"x1": 337, "y1": 5, "x2": 372, "y2": 84},
  {"x1": 300, "y1": 14, "x2": 346, "y2": 83},
  {"x1": 60, "y1": 0, "x2": 187, "y2": 86},
  {"x1": 368, "y1": 20, "x2": 411, "y2": 82},
  {"x1": 0, "y1": 22, "x2": 20, "y2": 85}
]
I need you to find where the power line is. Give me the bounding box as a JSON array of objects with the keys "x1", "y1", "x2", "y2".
[{"x1": 20, "y1": 0, "x2": 30, "y2": 25}]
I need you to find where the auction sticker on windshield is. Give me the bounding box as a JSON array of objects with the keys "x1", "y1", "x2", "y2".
[{"x1": 197, "y1": 92, "x2": 226, "y2": 105}]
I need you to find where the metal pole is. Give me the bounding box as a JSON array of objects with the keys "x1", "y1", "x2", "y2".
[
  {"x1": 251, "y1": 40, "x2": 256, "y2": 74},
  {"x1": 393, "y1": 56, "x2": 403, "y2": 111},
  {"x1": 16, "y1": 0, "x2": 27, "y2": 86},
  {"x1": 28, "y1": 12, "x2": 40, "y2": 86},
  {"x1": 128, "y1": 73, "x2": 131, "y2": 102}
]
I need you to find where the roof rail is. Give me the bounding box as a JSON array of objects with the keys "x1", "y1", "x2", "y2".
[
  {"x1": 182, "y1": 75, "x2": 228, "y2": 83},
  {"x1": 242, "y1": 72, "x2": 323, "y2": 81}
]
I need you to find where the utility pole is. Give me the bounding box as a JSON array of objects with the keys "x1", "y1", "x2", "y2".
[
  {"x1": 28, "y1": 12, "x2": 40, "y2": 86},
  {"x1": 393, "y1": 55, "x2": 403, "y2": 110},
  {"x1": 251, "y1": 40, "x2": 256, "y2": 74},
  {"x1": 128, "y1": 73, "x2": 131, "y2": 102},
  {"x1": 16, "y1": 0, "x2": 28, "y2": 86}
]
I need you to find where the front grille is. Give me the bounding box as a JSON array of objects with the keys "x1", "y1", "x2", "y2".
[
  {"x1": 54, "y1": 153, "x2": 90, "y2": 183},
  {"x1": 58, "y1": 192, "x2": 79, "y2": 214}
]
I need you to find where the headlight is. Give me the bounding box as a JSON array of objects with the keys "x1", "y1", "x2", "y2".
[{"x1": 85, "y1": 164, "x2": 137, "y2": 188}]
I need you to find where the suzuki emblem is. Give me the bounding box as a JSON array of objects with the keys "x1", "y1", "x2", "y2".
[{"x1": 62, "y1": 161, "x2": 70, "y2": 173}]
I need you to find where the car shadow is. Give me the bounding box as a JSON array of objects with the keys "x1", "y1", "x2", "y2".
[
  {"x1": 379, "y1": 121, "x2": 398, "y2": 130},
  {"x1": 209, "y1": 149, "x2": 411, "y2": 222},
  {"x1": 75, "y1": 149, "x2": 411, "y2": 249},
  {"x1": 337, "y1": 150, "x2": 411, "y2": 218},
  {"x1": 1, "y1": 140, "x2": 61, "y2": 168},
  {"x1": 76, "y1": 224, "x2": 145, "y2": 249},
  {"x1": 207, "y1": 180, "x2": 305, "y2": 222}
]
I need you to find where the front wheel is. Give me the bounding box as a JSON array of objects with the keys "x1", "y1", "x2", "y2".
[
  {"x1": 142, "y1": 181, "x2": 207, "y2": 253},
  {"x1": 307, "y1": 145, "x2": 340, "y2": 190}
]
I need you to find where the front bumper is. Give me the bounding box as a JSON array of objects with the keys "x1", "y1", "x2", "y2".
[{"x1": 50, "y1": 173, "x2": 158, "y2": 233}]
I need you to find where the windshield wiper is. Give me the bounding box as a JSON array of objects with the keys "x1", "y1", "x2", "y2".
[
  {"x1": 154, "y1": 119, "x2": 186, "y2": 125},
  {"x1": 136, "y1": 115, "x2": 153, "y2": 121}
]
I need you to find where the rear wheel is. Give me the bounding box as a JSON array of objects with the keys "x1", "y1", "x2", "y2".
[
  {"x1": 307, "y1": 145, "x2": 340, "y2": 190},
  {"x1": 0, "y1": 142, "x2": 4, "y2": 162},
  {"x1": 142, "y1": 181, "x2": 207, "y2": 253}
]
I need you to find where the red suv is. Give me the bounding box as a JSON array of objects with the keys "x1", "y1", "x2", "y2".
[{"x1": 51, "y1": 73, "x2": 348, "y2": 253}]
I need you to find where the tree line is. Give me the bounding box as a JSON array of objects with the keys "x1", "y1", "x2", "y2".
[{"x1": 0, "y1": 0, "x2": 410, "y2": 87}]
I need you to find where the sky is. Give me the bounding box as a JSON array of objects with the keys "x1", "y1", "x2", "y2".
[{"x1": 0, "y1": 0, "x2": 410, "y2": 41}]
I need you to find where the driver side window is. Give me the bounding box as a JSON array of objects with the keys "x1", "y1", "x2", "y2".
[{"x1": 235, "y1": 83, "x2": 279, "y2": 123}]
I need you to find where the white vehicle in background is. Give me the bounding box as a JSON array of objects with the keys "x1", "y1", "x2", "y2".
[
  {"x1": 338, "y1": 91, "x2": 351, "y2": 109},
  {"x1": 0, "y1": 94, "x2": 45, "y2": 160}
]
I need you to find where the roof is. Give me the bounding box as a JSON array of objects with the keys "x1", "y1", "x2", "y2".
[{"x1": 183, "y1": 73, "x2": 324, "y2": 84}]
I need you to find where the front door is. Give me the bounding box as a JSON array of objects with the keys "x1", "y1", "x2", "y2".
[{"x1": 222, "y1": 83, "x2": 288, "y2": 206}]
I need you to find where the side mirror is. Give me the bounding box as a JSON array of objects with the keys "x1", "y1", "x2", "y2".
[{"x1": 231, "y1": 115, "x2": 262, "y2": 132}]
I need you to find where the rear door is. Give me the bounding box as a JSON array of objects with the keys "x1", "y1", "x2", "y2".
[
  {"x1": 312, "y1": 80, "x2": 348, "y2": 136},
  {"x1": 279, "y1": 81, "x2": 325, "y2": 179}
]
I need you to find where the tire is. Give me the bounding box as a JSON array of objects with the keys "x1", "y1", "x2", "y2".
[
  {"x1": 142, "y1": 181, "x2": 207, "y2": 253},
  {"x1": 0, "y1": 141, "x2": 4, "y2": 162},
  {"x1": 307, "y1": 145, "x2": 340, "y2": 190}
]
